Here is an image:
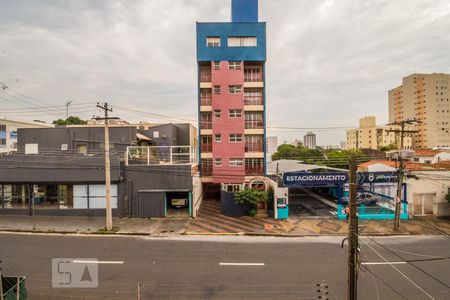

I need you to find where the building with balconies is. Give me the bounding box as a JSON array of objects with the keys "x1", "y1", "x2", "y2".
[{"x1": 197, "y1": 0, "x2": 266, "y2": 193}]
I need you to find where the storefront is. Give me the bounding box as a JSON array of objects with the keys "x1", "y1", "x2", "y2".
[{"x1": 0, "y1": 154, "x2": 122, "y2": 216}]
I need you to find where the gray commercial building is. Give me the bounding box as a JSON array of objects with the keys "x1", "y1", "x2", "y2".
[{"x1": 0, "y1": 123, "x2": 202, "y2": 218}]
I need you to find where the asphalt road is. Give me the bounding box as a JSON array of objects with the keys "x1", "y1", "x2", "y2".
[{"x1": 0, "y1": 233, "x2": 449, "y2": 299}]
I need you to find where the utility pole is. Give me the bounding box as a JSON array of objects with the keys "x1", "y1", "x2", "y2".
[
  {"x1": 347, "y1": 156, "x2": 358, "y2": 300},
  {"x1": 66, "y1": 100, "x2": 73, "y2": 120},
  {"x1": 386, "y1": 118, "x2": 421, "y2": 231},
  {"x1": 94, "y1": 103, "x2": 119, "y2": 231}
]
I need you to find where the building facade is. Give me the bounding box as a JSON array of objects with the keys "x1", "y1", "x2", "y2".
[
  {"x1": 265, "y1": 136, "x2": 277, "y2": 162},
  {"x1": 0, "y1": 123, "x2": 201, "y2": 218},
  {"x1": 388, "y1": 73, "x2": 450, "y2": 149},
  {"x1": 346, "y1": 116, "x2": 412, "y2": 150},
  {"x1": 303, "y1": 132, "x2": 316, "y2": 149},
  {"x1": 197, "y1": 0, "x2": 266, "y2": 192},
  {"x1": 0, "y1": 118, "x2": 52, "y2": 153}
]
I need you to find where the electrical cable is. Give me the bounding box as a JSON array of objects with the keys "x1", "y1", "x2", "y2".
[
  {"x1": 359, "y1": 236, "x2": 436, "y2": 300},
  {"x1": 361, "y1": 235, "x2": 450, "y2": 289}
]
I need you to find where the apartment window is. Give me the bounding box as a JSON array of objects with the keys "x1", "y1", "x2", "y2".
[
  {"x1": 213, "y1": 85, "x2": 221, "y2": 94},
  {"x1": 229, "y1": 134, "x2": 242, "y2": 142},
  {"x1": 228, "y1": 85, "x2": 242, "y2": 94},
  {"x1": 214, "y1": 109, "x2": 221, "y2": 117},
  {"x1": 214, "y1": 158, "x2": 222, "y2": 167},
  {"x1": 228, "y1": 36, "x2": 257, "y2": 47},
  {"x1": 0, "y1": 138, "x2": 5, "y2": 146},
  {"x1": 229, "y1": 158, "x2": 244, "y2": 167},
  {"x1": 214, "y1": 134, "x2": 222, "y2": 143},
  {"x1": 222, "y1": 184, "x2": 243, "y2": 193},
  {"x1": 206, "y1": 37, "x2": 220, "y2": 47},
  {"x1": 213, "y1": 61, "x2": 221, "y2": 70},
  {"x1": 228, "y1": 61, "x2": 242, "y2": 70},
  {"x1": 229, "y1": 109, "x2": 242, "y2": 118}
]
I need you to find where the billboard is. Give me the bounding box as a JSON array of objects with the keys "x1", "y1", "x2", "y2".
[{"x1": 283, "y1": 171, "x2": 398, "y2": 187}]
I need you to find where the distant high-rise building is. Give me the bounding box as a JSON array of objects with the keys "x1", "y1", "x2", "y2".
[
  {"x1": 303, "y1": 132, "x2": 316, "y2": 149},
  {"x1": 388, "y1": 73, "x2": 450, "y2": 149},
  {"x1": 346, "y1": 116, "x2": 412, "y2": 150},
  {"x1": 266, "y1": 136, "x2": 277, "y2": 161},
  {"x1": 197, "y1": 0, "x2": 267, "y2": 189},
  {"x1": 340, "y1": 141, "x2": 346, "y2": 149}
]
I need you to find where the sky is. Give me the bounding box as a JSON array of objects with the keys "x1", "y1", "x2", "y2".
[{"x1": 0, "y1": 0, "x2": 449, "y2": 146}]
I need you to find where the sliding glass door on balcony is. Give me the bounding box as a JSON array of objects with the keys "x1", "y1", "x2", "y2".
[
  {"x1": 200, "y1": 89, "x2": 212, "y2": 106},
  {"x1": 200, "y1": 66, "x2": 211, "y2": 82},
  {"x1": 244, "y1": 66, "x2": 262, "y2": 82},
  {"x1": 244, "y1": 88, "x2": 263, "y2": 105},
  {"x1": 245, "y1": 158, "x2": 264, "y2": 175},
  {"x1": 201, "y1": 136, "x2": 212, "y2": 152},
  {"x1": 245, "y1": 135, "x2": 264, "y2": 152},
  {"x1": 201, "y1": 159, "x2": 213, "y2": 176},
  {"x1": 200, "y1": 113, "x2": 212, "y2": 129},
  {"x1": 244, "y1": 113, "x2": 264, "y2": 129}
]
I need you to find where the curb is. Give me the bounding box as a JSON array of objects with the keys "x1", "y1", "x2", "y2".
[{"x1": 0, "y1": 229, "x2": 440, "y2": 237}]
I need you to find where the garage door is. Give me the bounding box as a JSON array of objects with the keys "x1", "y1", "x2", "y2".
[{"x1": 132, "y1": 192, "x2": 165, "y2": 218}]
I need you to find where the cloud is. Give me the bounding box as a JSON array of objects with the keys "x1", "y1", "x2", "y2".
[{"x1": 0, "y1": 0, "x2": 449, "y2": 145}]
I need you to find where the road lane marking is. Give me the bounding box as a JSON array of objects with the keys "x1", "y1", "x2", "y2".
[
  {"x1": 219, "y1": 263, "x2": 264, "y2": 266},
  {"x1": 72, "y1": 260, "x2": 124, "y2": 264},
  {"x1": 361, "y1": 261, "x2": 407, "y2": 265}
]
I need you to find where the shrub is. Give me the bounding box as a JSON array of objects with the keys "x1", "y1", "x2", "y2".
[{"x1": 234, "y1": 188, "x2": 268, "y2": 211}]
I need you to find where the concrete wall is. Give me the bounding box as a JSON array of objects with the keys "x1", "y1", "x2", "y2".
[
  {"x1": 122, "y1": 165, "x2": 194, "y2": 217},
  {"x1": 196, "y1": 22, "x2": 266, "y2": 62},
  {"x1": 191, "y1": 176, "x2": 203, "y2": 218},
  {"x1": 17, "y1": 126, "x2": 137, "y2": 154},
  {"x1": 0, "y1": 154, "x2": 120, "y2": 183},
  {"x1": 406, "y1": 171, "x2": 450, "y2": 217}
]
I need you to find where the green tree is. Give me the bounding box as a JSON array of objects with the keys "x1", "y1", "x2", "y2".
[
  {"x1": 271, "y1": 144, "x2": 324, "y2": 163},
  {"x1": 324, "y1": 149, "x2": 367, "y2": 169},
  {"x1": 378, "y1": 144, "x2": 398, "y2": 151},
  {"x1": 52, "y1": 116, "x2": 88, "y2": 125}
]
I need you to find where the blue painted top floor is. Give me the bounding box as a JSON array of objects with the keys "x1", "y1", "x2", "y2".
[
  {"x1": 196, "y1": 22, "x2": 266, "y2": 62},
  {"x1": 232, "y1": 0, "x2": 258, "y2": 22}
]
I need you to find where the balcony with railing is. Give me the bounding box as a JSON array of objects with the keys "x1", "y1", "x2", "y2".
[
  {"x1": 201, "y1": 159, "x2": 213, "y2": 176},
  {"x1": 200, "y1": 73, "x2": 212, "y2": 82},
  {"x1": 126, "y1": 146, "x2": 197, "y2": 166},
  {"x1": 245, "y1": 142, "x2": 264, "y2": 152},
  {"x1": 245, "y1": 158, "x2": 265, "y2": 175},
  {"x1": 201, "y1": 143, "x2": 212, "y2": 153},
  {"x1": 200, "y1": 94, "x2": 212, "y2": 106},
  {"x1": 200, "y1": 113, "x2": 212, "y2": 130},
  {"x1": 244, "y1": 66, "x2": 263, "y2": 82},
  {"x1": 244, "y1": 120, "x2": 264, "y2": 129}
]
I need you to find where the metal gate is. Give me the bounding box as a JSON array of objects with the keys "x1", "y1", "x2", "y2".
[{"x1": 132, "y1": 192, "x2": 165, "y2": 218}]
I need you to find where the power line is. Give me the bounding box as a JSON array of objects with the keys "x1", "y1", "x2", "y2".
[
  {"x1": 359, "y1": 236, "x2": 436, "y2": 300},
  {"x1": 362, "y1": 235, "x2": 450, "y2": 289}
]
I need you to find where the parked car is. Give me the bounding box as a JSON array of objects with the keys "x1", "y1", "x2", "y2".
[{"x1": 340, "y1": 192, "x2": 379, "y2": 205}]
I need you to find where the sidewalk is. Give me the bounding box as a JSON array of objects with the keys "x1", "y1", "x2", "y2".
[
  {"x1": 0, "y1": 215, "x2": 189, "y2": 236},
  {"x1": 0, "y1": 214, "x2": 448, "y2": 237},
  {"x1": 285, "y1": 217, "x2": 450, "y2": 236}
]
